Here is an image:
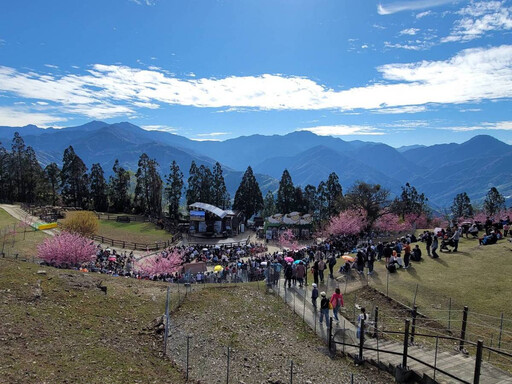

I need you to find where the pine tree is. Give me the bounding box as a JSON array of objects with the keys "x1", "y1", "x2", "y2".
[
  {"x1": 303, "y1": 184, "x2": 317, "y2": 214},
  {"x1": 108, "y1": 159, "x2": 131, "y2": 213},
  {"x1": 450, "y1": 192, "x2": 473, "y2": 219},
  {"x1": 391, "y1": 182, "x2": 428, "y2": 219},
  {"x1": 186, "y1": 161, "x2": 200, "y2": 206},
  {"x1": 89, "y1": 163, "x2": 108, "y2": 212},
  {"x1": 316, "y1": 181, "x2": 329, "y2": 221},
  {"x1": 483, "y1": 187, "x2": 505, "y2": 216},
  {"x1": 0, "y1": 143, "x2": 11, "y2": 202},
  {"x1": 212, "y1": 162, "x2": 230, "y2": 209},
  {"x1": 325, "y1": 172, "x2": 343, "y2": 216},
  {"x1": 276, "y1": 169, "x2": 295, "y2": 214},
  {"x1": 262, "y1": 190, "x2": 276, "y2": 218},
  {"x1": 165, "y1": 160, "x2": 184, "y2": 224},
  {"x1": 44, "y1": 163, "x2": 61, "y2": 206},
  {"x1": 11, "y1": 132, "x2": 26, "y2": 201},
  {"x1": 24, "y1": 146, "x2": 44, "y2": 204},
  {"x1": 60, "y1": 146, "x2": 89, "y2": 208},
  {"x1": 233, "y1": 166, "x2": 263, "y2": 222},
  {"x1": 134, "y1": 153, "x2": 162, "y2": 217},
  {"x1": 293, "y1": 186, "x2": 306, "y2": 212},
  {"x1": 197, "y1": 165, "x2": 213, "y2": 205}
]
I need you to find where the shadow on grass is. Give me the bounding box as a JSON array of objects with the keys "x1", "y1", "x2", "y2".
[
  {"x1": 432, "y1": 257, "x2": 449, "y2": 267},
  {"x1": 405, "y1": 266, "x2": 421, "y2": 281}
]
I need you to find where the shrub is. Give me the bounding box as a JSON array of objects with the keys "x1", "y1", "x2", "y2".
[{"x1": 62, "y1": 210, "x2": 98, "y2": 237}]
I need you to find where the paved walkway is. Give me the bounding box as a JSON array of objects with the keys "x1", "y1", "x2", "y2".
[{"x1": 275, "y1": 277, "x2": 512, "y2": 384}]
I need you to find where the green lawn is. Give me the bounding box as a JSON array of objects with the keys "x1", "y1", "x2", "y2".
[
  {"x1": 0, "y1": 208, "x2": 49, "y2": 260},
  {"x1": 96, "y1": 219, "x2": 172, "y2": 245},
  {"x1": 355, "y1": 234, "x2": 512, "y2": 355}
]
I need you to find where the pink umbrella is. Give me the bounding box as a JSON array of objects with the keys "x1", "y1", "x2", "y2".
[{"x1": 284, "y1": 256, "x2": 294, "y2": 263}]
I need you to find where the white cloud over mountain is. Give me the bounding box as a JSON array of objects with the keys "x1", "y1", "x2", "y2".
[{"x1": 0, "y1": 45, "x2": 511, "y2": 122}]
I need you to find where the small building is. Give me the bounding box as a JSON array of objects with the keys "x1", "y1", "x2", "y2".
[
  {"x1": 264, "y1": 212, "x2": 313, "y2": 240},
  {"x1": 188, "y1": 202, "x2": 244, "y2": 237}
]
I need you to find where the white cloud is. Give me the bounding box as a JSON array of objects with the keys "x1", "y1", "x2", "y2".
[
  {"x1": 0, "y1": 45, "x2": 511, "y2": 118},
  {"x1": 400, "y1": 28, "x2": 420, "y2": 35},
  {"x1": 298, "y1": 125, "x2": 385, "y2": 136},
  {"x1": 0, "y1": 106, "x2": 66, "y2": 127},
  {"x1": 442, "y1": 1, "x2": 512, "y2": 42},
  {"x1": 44, "y1": 64, "x2": 59, "y2": 69},
  {"x1": 416, "y1": 10, "x2": 433, "y2": 18},
  {"x1": 378, "y1": 0, "x2": 455, "y2": 15},
  {"x1": 130, "y1": 0, "x2": 156, "y2": 5},
  {"x1": 374, "y1": 105, "x2": 428, "y2": 114},
  {"x1": 440, "y1": 120, "x2": 512, "y2": 131},
  {"x1": 141, "y1": 124, "x2": 178, "y2": 133},
  {"x1": 361, "y1": 44, "x2": 369, "y2": 49},
  {"x1": 190, "y1": 138, "x2": 222, "y2": 142},
  {"x1": 196, "y1": 132, "x2": 230, "y2": 137}
]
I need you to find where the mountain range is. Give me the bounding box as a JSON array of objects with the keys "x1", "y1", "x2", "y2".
[{"x1": 0, "y1": 121, "x2": 510, "y2": 209}]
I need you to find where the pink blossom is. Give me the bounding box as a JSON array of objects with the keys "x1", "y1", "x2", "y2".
[
  {"x1": 374, "y1": 213, "x2": 410, "y2": 233},
  {"x1": 404, "y1": 213, "x2": 429, "y2": 229},
  {"x1": 37, "y1": 231, "x2": 96, "y2": 267},
  {"x1": 278, "y1": 229, "x2": 300, "y2": 251},
  {"x1": 325, "y1": 209, "x2": 367, "y2": 236},
  {"x1": 135, "y1": 248, "x2": 184, "y2": 277}
]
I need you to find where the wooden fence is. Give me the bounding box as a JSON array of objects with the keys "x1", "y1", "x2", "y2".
[{"x1": 90, "y1": 232, "x2": 182, "y2": 251}]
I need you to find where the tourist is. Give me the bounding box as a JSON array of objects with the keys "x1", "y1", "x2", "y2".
[
  {"x1": 425, "y1": 231, "x2": 432, "y2": 257},
  {"x1": 317, "y1": 257, "x2": 326, "y2": 283},
  {"x1": 328, "y1": 254, "x2": 337, "y2": 279},
  {"x1": 403, "y1": 241, "x2": 411, "y2": 269},
  {"x1": 356, "y1": 249, "x2": 365, "y2": 275},
  {"x1": 284, "y1": 263, "x2": 293, "y2": 288},
  {"x1": 329, "y1": 288, "x2": 344, "y2": 324},
  {"x1": 356, "y1": 307, "x2": 368, "y2": 342},
  {"x1": 451, "y1": 225, "x2": 461, "y2": 252},
  {"x1": 366, "y1": 245, "x2": 375, "y2": 275},
  {"x1": 431, "y1": 233, "x2": 439, "y2": 258},
  {"x1": 312, "y1": 259, "x2": 319, "y2": 285},
  {"x1": 383, "y1": 243, "x2": 392, "y2": 264},
  {"x1": 411, "y1": 245, "x2": 422, "y2": 262},
  {"x1": 319, "y1": 292, "x2": 330, "y2": 325},
  {"x1": 311, "y1": 283, "x2": 319, "y2": 310},
  {"x1": 295, "y1": 261, "x2": 305, "y2": 288}
]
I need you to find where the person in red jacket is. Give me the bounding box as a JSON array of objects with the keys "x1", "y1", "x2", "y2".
[{"x1": 330, "y1": 288, "x2": 344, "y2": 324}]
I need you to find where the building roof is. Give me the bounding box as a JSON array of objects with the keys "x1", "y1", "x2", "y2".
[{"x1": 189, "y1": 202, "x2": 228, "y2": 219}]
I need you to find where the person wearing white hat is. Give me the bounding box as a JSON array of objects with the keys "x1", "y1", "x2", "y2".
[
  {"x1": 319, "y1": 291, "x2": 329, "y2": 325},
  {"x1": 311, "y1": 283, "x2": 319, "y2": 309}
]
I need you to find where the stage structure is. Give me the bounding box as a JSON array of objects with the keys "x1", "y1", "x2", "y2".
[
  {"x1": 264, "y1": 212, "x2": 313, "y2": 240},
  {"x1": 188, "y1": 202, "x2": 244, "y2": 238}
]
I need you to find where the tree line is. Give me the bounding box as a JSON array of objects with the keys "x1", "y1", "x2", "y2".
[{"x1": 0, "y1": 131, "x2": 507, "y2": 225}]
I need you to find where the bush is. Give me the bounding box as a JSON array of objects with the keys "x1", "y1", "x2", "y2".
[{"x1": 62, "y1": 211, "x2": 98, "y2": 237}]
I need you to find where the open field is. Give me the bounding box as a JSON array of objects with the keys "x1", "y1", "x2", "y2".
[
  {"x1": 61, "y1": 211, "x2": 172, "y2": 244},
  {"x1": 0, "y1": 258, "x2": 187, "y2": 384},
  {"x1": 0, "y1": 208, "x2": 50, "y2": 259}
]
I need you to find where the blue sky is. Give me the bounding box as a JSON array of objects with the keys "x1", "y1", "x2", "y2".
[{"x1": 0, "y1": 0, "x2": 511, "y2": 146}]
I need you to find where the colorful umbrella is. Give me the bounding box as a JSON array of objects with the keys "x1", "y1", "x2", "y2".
[
  {"x1": 293, "y1": 260, "x2": 302, "y2": 264},
  {"x1": 342, "y1": 255, "x2": 355, "y2": 262},
  {"x1": 284, "y1": 256, "x2": 294, "y2": 263},
  {"x1": 214, "y1": 265, "x2": 223, "y2": 272}
]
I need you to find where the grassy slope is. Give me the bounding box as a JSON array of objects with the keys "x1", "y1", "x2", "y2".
[
  {"x1": 0, "y1": 208, "x2": 49, "y2": 259},
  {"x1": 368, "y1": 235, "x2": 512, "y2": 319},
  {"x1": 0, "y1": 259, "x2": 186, "y2": 384}
]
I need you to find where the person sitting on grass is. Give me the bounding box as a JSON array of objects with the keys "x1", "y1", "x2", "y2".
[{"x1": 479, "y1": 231, "x2": 498, "y2": 246}]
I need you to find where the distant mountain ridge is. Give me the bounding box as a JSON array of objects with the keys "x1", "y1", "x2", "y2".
[{"x1": 0, "y1": 122, "x2": 510, "y2": 208}]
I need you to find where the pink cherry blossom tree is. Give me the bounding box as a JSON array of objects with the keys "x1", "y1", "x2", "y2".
[
  {"x1": 37, "y1": 231, "x2": 96, "y2": 267},
  {"x1": 135, "y1": 248, "x2": 184, "y2": 277},
  {"x1": 278, "y1": 228, "x2": 300, "y2": 251},
  {"x1": 325, "y1": 209, "x2": 367, "y2": 236},
  {"x1": 374, "y1": 212, "x2": 410, "y2": 233},
  {"x1": 404, "y1": 212, "x2": 429, "y2": 230}
]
